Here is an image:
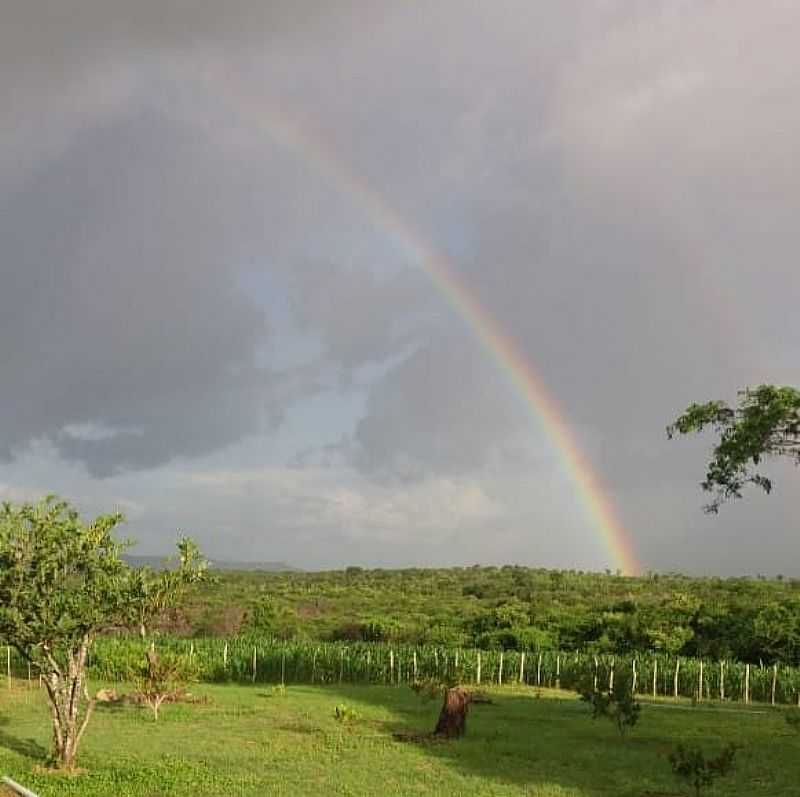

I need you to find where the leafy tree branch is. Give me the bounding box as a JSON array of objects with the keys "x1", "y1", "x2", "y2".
[{"x1": 668, "y1": 385, "x2": 800, "y2": 512}]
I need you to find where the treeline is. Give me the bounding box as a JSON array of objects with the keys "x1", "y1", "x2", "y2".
[{"x1": 170, "y1": 566, "x2": 800, "y2": 666}]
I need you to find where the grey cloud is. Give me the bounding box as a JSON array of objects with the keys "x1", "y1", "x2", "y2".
[
  {"x1": 0, "y1": 109, "x2": 274, "y2": 475},
  {"x1": 354, "y1": 336, "x2": 526, "y2": 480},
  {"x1": 288, "y1": 261, "x2": 434, "y2": 371}
]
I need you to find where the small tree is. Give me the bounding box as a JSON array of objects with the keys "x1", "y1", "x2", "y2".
[
  {"x1": 135, "y1": 647, "x2": 200, "y2": 721},
  {"x1": 669, "y1": 742, "x2": 737, "y2": 796},
  {"x1": 668, "y1": 385, "x2": 800, "y2": 512},
  {"x1": 579, "y1": 670, "x2": 641, "y2": 737},
  {"x1": 0, "y1": 497, "x2": 208, "y2": 770}
]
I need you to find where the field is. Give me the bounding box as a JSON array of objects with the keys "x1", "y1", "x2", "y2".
[{"x1": 1, "y1": 679, "x2": 799, "y2": 796}]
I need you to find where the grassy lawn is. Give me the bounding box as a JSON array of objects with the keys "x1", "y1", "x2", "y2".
[{"x1": 0, "y1": 681, "x2": 798, "y2": 796}]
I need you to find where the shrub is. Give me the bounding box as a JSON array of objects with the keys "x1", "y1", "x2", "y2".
[
  {"x1": 333, "y1": 704, "x2": 361, "y2": 723},
  {"x1": 669, "y1": 742, "x2": 737, "y2": 796},
  {"x1": 579, "y1": 670, "x2": 640, "y2": 737},
  {"x1": 135, "y1": 649, "x2": 200, "y2": 721}
]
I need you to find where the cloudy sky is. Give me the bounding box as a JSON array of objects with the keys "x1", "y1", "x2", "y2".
[{"x1": 2, "y1": 1, "x2": 798, "y2": 573}]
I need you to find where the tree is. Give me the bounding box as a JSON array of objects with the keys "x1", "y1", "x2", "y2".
[
  {"x1": 669, "y1": 742, "x2": 737, "y2": 797},
  {"x1": 579, "y1": 669, "x2": 641, "y2": 738},
  {"x1": 0, "y1": 497, "x2": 208, "y2": 770},
  {"x1": 135, "y1": 647, "x2": 199, "y2": 721},
  {"x1": 668, "y1": 385, "x2": 800, "y2": 512}
]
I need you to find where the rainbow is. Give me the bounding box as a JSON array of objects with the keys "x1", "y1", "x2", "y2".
[{"x1": 201, "y1": 69, "x2": 641, "y2": 575}]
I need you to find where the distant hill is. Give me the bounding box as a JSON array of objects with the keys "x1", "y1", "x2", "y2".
[{"x1": 123, "y1": 554, "x2": 298, "y2": 572}]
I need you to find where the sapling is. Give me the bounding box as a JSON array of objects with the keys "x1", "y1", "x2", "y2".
[
  {"x1": 669, "y1": 742, "x2": 738, "y2": 796},
  {"x1": 134, "y1": 647, "x2": 199, "y2": 721},
  {"x1": 579, "y1": 669, "x2": 641, "y2": 737}
]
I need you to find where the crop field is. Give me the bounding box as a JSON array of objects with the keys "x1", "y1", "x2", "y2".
[
  {"x1": 9, "y1": 637, "x2": 797, "y2": 706},
  {"x1": 1, "y1": 679, "x2": 799, "y2": 796}
]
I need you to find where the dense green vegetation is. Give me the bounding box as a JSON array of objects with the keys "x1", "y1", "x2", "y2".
[
  {"x1": 2, "y1": 680, "x2": 799, "y2": 796},
  {"x1": 161, "y1": 566, "x2": 800, "y2": 666}
]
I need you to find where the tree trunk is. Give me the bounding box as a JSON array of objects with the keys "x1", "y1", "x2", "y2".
[
  {"x1": 41, "y1": 638, "x2": 95, "y2": 771},
  {"x1": 434, "y1": 687, "x2": 471, "y2": 739}
]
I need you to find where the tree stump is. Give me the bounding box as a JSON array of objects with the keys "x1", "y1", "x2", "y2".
[{"x1": 434, "y1": 687, "x2": 471, "y2": 738}]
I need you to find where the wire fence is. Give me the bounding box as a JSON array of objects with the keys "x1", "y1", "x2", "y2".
[{"x1": 5, "y1": 639, "x2": 799, "y2": 706}]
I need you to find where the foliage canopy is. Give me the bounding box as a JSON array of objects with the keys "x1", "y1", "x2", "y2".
[{"x1": 668, "y1": 385, "x2": 800, "y2": 512}]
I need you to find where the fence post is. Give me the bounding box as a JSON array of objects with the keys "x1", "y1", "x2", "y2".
[
  {"x1": 698, "y1": 660, "x2": 703, "y2": 702},
  {"x1": 745, "y1": 663, "x2": 750, "y2": 704},
  {"x1": 498, "y1": 652, "x2": 504, "y2": 686},
  {"x1": 390, "y1": 649, "x2": 394, "y2": 684},
  {"x1": 477, "y1": 652, "x2": 481, "y2": 685},
  {"x1": 556, "y1": 654, "x2": 560, "y2": 690},
  {"x1": 673, "y1": 659, "x2": 680, "y2": 698},
  {"x1": 519, "y1": 652, "x2": 525, "y2": 684},
  {"x1": 652, "y1": 658, "x2": 657, "y2": 698},
  {"x1": 720, "y1": 660, "x2": 725, "y2": 701},
  {"x1": 772, "y1": 664, "x2": 778, "y2": 706},
  {"x1": 593, "y1": 656, "x2": 598, "y2": 691},
  {"x1": 223, "y1": 642, "x2": 228, "y2": 671},
  {"x1": 632, "y1": 658, "x2": 637, "y2": 695},
  {"x1": 609, "y1": 658, "x2": 615, "y2": 692},
  {"x1": 537, "y1": 653, "x2": 542, "y2": 687},
  {"x1": 413, "y1": 650, "x2": 417, "y2": 680},
  {"x1": 252, "y1": 647, "x2": 257, "y2": 683}
]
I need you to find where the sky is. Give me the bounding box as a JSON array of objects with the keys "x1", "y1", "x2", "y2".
[{"x1": 2, "y1": 1, "x2": 799, "y2": 574}]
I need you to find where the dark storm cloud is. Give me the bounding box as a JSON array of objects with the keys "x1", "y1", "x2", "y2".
[{"x1": 0, "y1": 109, "x2": 278, "y2": 475}]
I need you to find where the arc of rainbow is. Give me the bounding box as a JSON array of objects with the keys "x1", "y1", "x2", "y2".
[{"x1": 202, "y1": 70, "x2": 641, "y2": 575}]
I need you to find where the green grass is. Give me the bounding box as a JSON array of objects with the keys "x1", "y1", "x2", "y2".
[{"x1": 1, "y1": 681, "x2": 798, "y2": 796}]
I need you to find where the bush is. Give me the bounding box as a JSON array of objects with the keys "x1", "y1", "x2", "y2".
[
  {"x1": 669, "y1": 742, "x2": 737, "y2": 796},
  {"x1": 333, "y1": 704, "x2": 361, "y2": 723},
  {"x1": 134, "y1": 649, "x2": 200, "y2": 721},
  {"x1": 579, "y1": 670, "x2": 640, "y2": 737}
]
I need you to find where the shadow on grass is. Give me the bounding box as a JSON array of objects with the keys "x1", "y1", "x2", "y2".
[
  {"x1": 0, "y1": 715, "x2": 48, "y2": 762},
  {"x1": 323, "y1": 685, "x2": 690, "y2": 797}
]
